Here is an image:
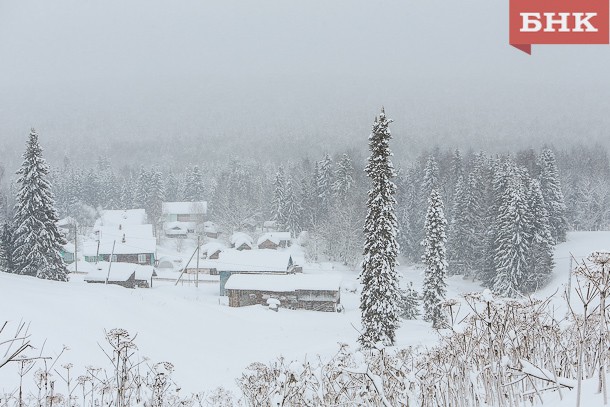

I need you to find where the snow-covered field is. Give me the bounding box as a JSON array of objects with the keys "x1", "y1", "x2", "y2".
[{"x1": 2, "y1": 231, "x2": 610, "y2": 399}]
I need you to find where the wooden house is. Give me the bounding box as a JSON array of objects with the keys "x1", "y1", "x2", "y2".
[
  {"x1": 200, "y1": 242, "x2": 226, "y2": 260},
  {"x1": 230, "y1": 232, "x2": 253, "y2": 251},
  {"x1": 83, "y1": 224, "x2": 156, "y2": 265},
  {"x1": 203, "y1": 221, "x2": 219, "y2": 238},
  {"x1": 162, "y1": 202, "x2": 207, "y2": 237},
  {"x1": 224, "y1": 274, "x2": 342, "y2": 312},
  {"x1": 198, "y1": 250, "x2": 294, "y2": 295},
  {"x1": 60, "y1": 242, "x2": 75, "y2": 264},
  {"x1": 83, "y1": 262, "x2": 156, "y2": 288},
  {"x1": 257, "y1": 232, "x2": 292, "y2": 250}
]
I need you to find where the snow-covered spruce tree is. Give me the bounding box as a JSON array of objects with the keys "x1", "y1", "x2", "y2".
[
  {"x1": 448, "y1": 175, "x2": 470, "y2": 276},
  {"x1": 525, "y1": 178, "x2": 554, "y2": 292},
  {"x1": 359, "y1": 107, "x2": 401, "y2": 347},
  {"x1": 317, "y1": 154, "x2": 334, "y2": 217},
  {"x1": 271, "y1": 165, "x2": 286, "y2": 227},
  {"x1": 333, "y1": 153, "x2": 354, "y2": 202},
  {"x1": 0, "y1": 222, "x2": 15, "y2": 273},
  {"x1": 539, "y1": 148, "x2": 568, "y2": 243},
  {"x1": 422, "y1": 189, "x2": 448, "y2": 328},
  {"x1": 492, "y1": 164, "x2": 532, "y2": 297},
  {"x1": 184, "y1": 165, "x2": 206, "y2": 202},
  {"x1": 12, "y1": 129, "x2": 68, "y2": 281},
  {"x1": 283, "y1": 178, "x2": 301, "y2": 238},
  {"x1": 400, "y1": 281, "x2": 420, "y2": 319}
]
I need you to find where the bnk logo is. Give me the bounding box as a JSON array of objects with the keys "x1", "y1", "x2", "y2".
[{"x1": 509, "y1": 0, "x2": 609, "y2": 54}]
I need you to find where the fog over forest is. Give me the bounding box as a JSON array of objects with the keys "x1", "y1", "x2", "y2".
[{"x1": 1, "y1": 0, "x2": 609, "y2": 171}]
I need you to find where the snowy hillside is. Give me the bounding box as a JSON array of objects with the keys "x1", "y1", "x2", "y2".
[{"x1": 2, "y1": 231, "x2": 609, "y2": 399}]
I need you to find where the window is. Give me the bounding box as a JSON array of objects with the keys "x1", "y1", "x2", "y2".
[
  {"x1": 138, "y1": 254, "x2": 147, "y2": 264},
  {"x1": 110, "y1": 254, "x2": 117, "y2": 262}
]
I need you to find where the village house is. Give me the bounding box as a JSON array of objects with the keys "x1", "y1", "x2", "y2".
[
  {"x1": 60, "y1": 242, "x2": 75, "y2": 264},
  {"x1": 230, "y1": 232, "x2": 253, "y2": 251},
  {"x1": 203, "y1": 221, "x2": 219, "y2": 238},
  {"x1": 162, "y1": 201, "x2": 207, "y2": 238},
  {"x1": 224, "y1": 274, "x2": 342, "y2": 312},
  {"x1": 84, "y1": 262, "x2": 156, "y2": 288},
  {"x1": 257, "y1": 232, "x2": 292, "y2": 250},
  {"x1": 83, "y1": 224, "x2": 156, "y2": 265},
  {"x1": 200, "y1": 241, "x2": 225, "y2": 259},
  {"x1": 198, "y1": 249, "x2": 297, "y2": 295},
  {"x1": 95, "y1": 209, "x2": 148, "y2": 228}
]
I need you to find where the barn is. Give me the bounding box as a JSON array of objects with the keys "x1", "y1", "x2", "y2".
[{"x1": 224, "y1": 274, "x2": 342, "y2": 312}]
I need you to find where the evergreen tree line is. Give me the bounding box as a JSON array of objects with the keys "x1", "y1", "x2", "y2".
[{"x1": 397, "y1": 148, "x2": 566, "y2": 296}]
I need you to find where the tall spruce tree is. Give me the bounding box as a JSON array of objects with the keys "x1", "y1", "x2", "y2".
[
  {"x1": 422, "y1": 188, "x2": 448, "y2": 328},
  {"x1": 12, "y1": 129, "x2": 68, "y2": 281},
  {"x1": 539, "y1": 148, "x2": 568, "y2": 243},
  {"x1": 333, "y1": 153, "x2": 354, "y2": 202},
  {"x1": 359, "y1": 108, "x2": 401, "y2": 347},
  {"x1": 492, "y1": 164, "x2": 532, "y2": 297},
  {"x1": 525, "y1": 178, "x2": 554, "y2": 291},
  {"x1": 271, "y1": 166, "x2": 286, "y2": 226}
]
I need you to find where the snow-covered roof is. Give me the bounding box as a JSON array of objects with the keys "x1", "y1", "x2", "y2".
[
  {"x1": 203, "y1": 221, "x2": 218, "y2": 234},
  {"x1": 200, "y1": 241, "x2": 226, "y2": 255},
  {"x1": 225, "y1": 274, "x2": 342, "y2": 292},
  {"x1": 84, "y1": 262, "x2": 155, "y2": 282},
  {"x1": 67, "y1": 260, "x2": 97, "y2": 274},
  {"x1": 57, "y1": 216, "x2": 77, "y2": 227},
  {"x1": 199, "y1": 249, "x2": 292, "y2": 272},
  {"x1": 94, "y1": 209, "x2": 147, "y2": 229},
  {"x1": 62, "y1": 242, "x2": 75, "y2": 253},
  {"x1": 164, "y1": 221, "x2": 189, "y2": 235},
  {"x1": 257, "y1": 232, "x2": 291, "y2": 246},
  {"x1": 263, "y1": 220, "x2": 277, "y2": 228},
  {"x1": 162, "y1": 201, "x2": 207, "y2": 215},
  {"x1": 83, "y1": 225, "x2": 156, "y2": 255},
  {"x1": 231, "y1": 232, "x2": 253, "y2": 247}
]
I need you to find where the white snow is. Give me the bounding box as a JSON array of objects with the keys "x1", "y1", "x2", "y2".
[
  {"x1": 257, "y1": 232, "x2": 291, "y2": 246},
  {"x1": 83, "y1": 225, "x2": 156, "y2": 255},
  {"x1": 225, "y1": 273, "x2": 342, "y2": 291},
  {"x1": 199, "y1": 249, "x2": 292, "y2": 272},
  {"x1": 2, "y1": 231, "x2": 610, "y2": 402},
  {"x1": 81, "y1": 261, "x2": 155, "y2": 282},
  {"x1": 162, "y1": 201, "x2": 207, "y2": 215},
  {"x1": 94, "y1": 209, "x2": 148, "y2": 228}
]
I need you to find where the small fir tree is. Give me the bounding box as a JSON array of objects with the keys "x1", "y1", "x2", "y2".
[
  {"x1": 422, "y1": 189, "x2": 448, "y2": 328},
  {"x1": 359, "y1": 107, "x2": 401, "y2": 347},
  {"x1": 399, "y1": 281, "x2": 420, "y2": 320},
  {"x1": 12, "y1": 129, "x2": 68, "y2": 281}
]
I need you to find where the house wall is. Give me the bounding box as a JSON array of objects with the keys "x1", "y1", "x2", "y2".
[
  {"x1": 258, "y1": 240, "x2": 279, "y2": 250},
  {"x1": 97, "y1": 253, "x2": 155, "y2": 265},
  {"x1": 235, "y1": 243, "x2": 252, "y2": 251},
  {"x1": 226, "y1": 288, "x2": 340, "y2": 312}
]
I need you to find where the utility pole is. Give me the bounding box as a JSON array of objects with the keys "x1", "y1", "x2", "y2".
[
  {"x1": 105, "y1": 240, "x2": 116, "y2": 284},
  {"x1": 568, "y1": 253, "x2": 574, "y2": 306},
  {"x1": 196, "y1": 235, "x2": 202, "y2": 288},
  {"x1": 74, "y1": 221, "x2": 78, "y2": 274}
]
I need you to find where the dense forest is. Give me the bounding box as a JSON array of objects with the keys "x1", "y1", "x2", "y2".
[{"x1": 0, "y1": 142, "x2": 608, "y2": 286}]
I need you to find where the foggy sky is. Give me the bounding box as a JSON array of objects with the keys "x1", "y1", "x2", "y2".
[{"x1": 1, "y1": 0, "x2": 609, "y2": 169}]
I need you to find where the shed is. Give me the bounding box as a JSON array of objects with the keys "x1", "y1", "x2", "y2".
[{"x1": 224, "y1": 274, "x2": 342, "y2": 312}]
